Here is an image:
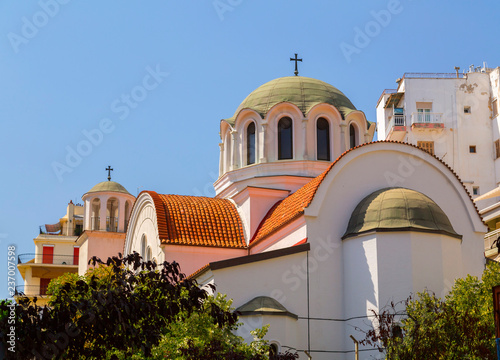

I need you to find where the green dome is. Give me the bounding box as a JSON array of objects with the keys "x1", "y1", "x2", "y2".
[
  {"x1": 235, "y1": 296, "x2": 298, "y2": 319},
  {"x1": 342, "y1": 188, "x2": 461, "y2": 240},
  {"x1": 225, "y1": 76, "x2": 358, "y2": 125},
  {"x1": 86, "y1": 181, "x2": 131, "y2": 195}
]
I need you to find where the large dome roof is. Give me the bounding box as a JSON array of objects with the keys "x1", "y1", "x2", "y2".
[
  {"x1": 86, "y1": 181, "x2": 131, "y2": 195},
  {"x1": 225, "y1": 76, "x2": 358, "y2": 125},
  {"x1": 343, "y1": 188, "x2": 461, "y2": 240}
]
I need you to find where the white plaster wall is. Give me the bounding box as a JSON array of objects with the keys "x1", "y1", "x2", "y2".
[
  {"x1": 302, "y1": 142, "x2": 485, "y2": 358},
  {"x1": 211, "y1": 251, "x2": 309, "y2": 359},
  {"x1": 250, "y1": 218, "x2": 307, "y2": 254},
  {"x1": 401, "y1": 75, "x2": 495, "y2": 207},
  {"x1": 162, "y1": 245, "x2": 246, "y2": 277}
]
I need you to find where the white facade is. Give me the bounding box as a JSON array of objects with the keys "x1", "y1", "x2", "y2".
[{"x1": 377, "y1": 66, "x2": 499, "y2": 206}]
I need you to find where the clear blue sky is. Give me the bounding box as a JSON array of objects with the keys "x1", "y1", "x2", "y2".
[{"x1": 1, "y1": 0, "x2": 499, "y2": 300}]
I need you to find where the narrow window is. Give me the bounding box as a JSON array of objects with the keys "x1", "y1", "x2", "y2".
[
  {"x1": 269, "y1": 344, "x2": 278, "y2": 360},
  {"x1": 42, "y1": 245, "x2": 54, "y2": 264},
  {"x1": 247, "y1": 122, "x2": 256, "y2": 165},
  {"x1": 73, "y1": 246, "x2": 79, "y2": 266},
  {"x1": 349, "y1": 123, "x2": 357, "y2": 149},
  {"x1": 278, "y1": 117, "x2": 293, "y2": 159},
  {"x1": 464, "y1": 106, "x2": 471, "y2": 114},
  {"x1": 417, "y1": 141, "x2": 435, "y2": 155},
  {"x1": 317, "y1": 118, "x2": 330, "y2": 161},
  {"x1": 495, "y1": 140, "x2": 500, "y2": 159},
  {"x1": 493, "y1": 99, "x2": 498, "y2": 118},
  {"x1": 140, "y1": 234, "x2": 147, "y2": 258},
  {"x1": 469, "y1": 145, "x2": 476, "y2": 153},
  {"x1": 473, "y1": 186, "x2": 480, "y2": 196},
  {"x1": 40, "y1": 278, "x2": 51, "y2": 296}
]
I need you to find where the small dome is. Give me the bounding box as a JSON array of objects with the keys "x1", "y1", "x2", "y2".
[
  {"x1": 225, "y1": 76, "x2": 357, "y2": 125},
  {"x1": 235, "y1": 296, "x2": 298, "y2": 319},
  {"x1": 343, "y1": 188, "x2": 461, "y2": 240},
  {"x1": 86, "y1": 181, "x2": 131, "y2": 195}
]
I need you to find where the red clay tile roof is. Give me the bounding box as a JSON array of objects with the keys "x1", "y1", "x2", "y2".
[
  {"x1": 145, "y1": 191, "x2": 246, "y2": 248},
  {"x1": 251, "y1": 141, "x2": 486, "y2": 245}
]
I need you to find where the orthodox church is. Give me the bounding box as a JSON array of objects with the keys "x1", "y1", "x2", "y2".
[{"x1": 120, "y1": 75, "x2": 486, "y2": 359}]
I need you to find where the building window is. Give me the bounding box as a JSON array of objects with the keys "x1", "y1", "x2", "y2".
[
  {"x1": 473, "y1": 187, "x2": 480, "y2": 196},
  {"x1": 146, "y1": 246, "x2": 152, "y2": 262},
  {"x1": 495, "y1": 140, "x2": 500, "y2": 159},
  {"x1": 469, "y1": 145, "x2": 476, "y2": 153},
  {"x1": 417, "y1": 141, "x2": 435, "y2": 155},
  {"x1": 316, "y1": 117, "x2": 330, "y2": 161},
  {"x1": 140, "y1": 234, "x2": 147, "y2": 259},
  {"x1": 247, "y1": 122, "x2": 256, "y2": 165},
  {"x1": 73, "y1": 246, "x2": 79, "y2": 266},
  {"x1": 278, "y1": 117, "x2": 293, "y2": 160},
  {"x1": 464, "y1": 106, "x2": 471, "y2": 114},
  {"x1": 40, "y1": 278, "x2": 51, "y2": 296},
  {"x1": 349, "y1": 123, "x2": 357, "y2": 149},
  {"x1": 269, "y1": 344, "x2": 279, "y2": 360},
  {"x1": 493, "y1": 99, "x2": 498, "y2": 118},
  {"x1": 42, "y1": 245, "x2": 54, "y2": 264}
]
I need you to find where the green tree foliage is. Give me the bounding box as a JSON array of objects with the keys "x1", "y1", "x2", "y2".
[
  {"x1": 0, "y1": 253, "x2": 238, "y2": 359},
  {"x1": 1, "y1": 253, "x2": 298, "y2": 360},
  {"x1": 359, "y1": 261, "x2": 500, "y2": 359}
]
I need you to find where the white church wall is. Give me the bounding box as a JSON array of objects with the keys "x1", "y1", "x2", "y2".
[
  {"x1": 162, "y1": 245, "x2": 246, "y2": 277},
  {"x1": 250, "y1": 217, "x2": 306, "y2": 254},
  {"x1": 302, "y1": 142, "x2": 485, "y2": 358},
  {"x1": 211, "y1": 250, "x2": 309, "y2": 356}
]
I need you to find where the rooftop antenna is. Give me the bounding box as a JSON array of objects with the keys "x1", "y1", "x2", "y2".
[
  {"x1": 454, "y1": 66, "x2": 460, "y2": 78},
  {"x1": 290, "y1": 53, "x2": 302, "y2": 76}
]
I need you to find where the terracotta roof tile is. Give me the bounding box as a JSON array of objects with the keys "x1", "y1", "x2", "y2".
[
  {"x1": 251, "y1": 141, "x2": 485, "y2": 245},
  {"x1": 145, "y1": 191, "x2": 246, "y2": 248}
]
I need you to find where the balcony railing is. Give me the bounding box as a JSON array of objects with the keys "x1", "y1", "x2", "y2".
[
  {"x1": 485, "y1": 229, "x2": 500, "y2": 251},
  {"x1": 410, "y1": 112, "x2": 443, "y2": 125},
  {"x1": 18, "y1": 253, "x2": 79, "y2": 266},
  {"x1": 394, "y1": 115, "x2": 405, "y2": 126},
  {"x1": 107, "y1": 216, "x2": 118, "y2": 232},
  {"x1": 15, "y1": 285, "x2": 50, "y2": 297},
  {"x1": 403, "y1": 73, "x2": 466, "y2": 79}
]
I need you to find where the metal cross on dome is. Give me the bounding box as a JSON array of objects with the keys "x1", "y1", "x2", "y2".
[
  {"x1": 106, "y1": 166, "x2": 113, "y2": 181},
  {"x1": 290, "y1": 53, "x2": 302, "y2": 76}
]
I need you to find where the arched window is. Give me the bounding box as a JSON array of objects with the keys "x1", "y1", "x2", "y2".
[
  {"x1": 124, "y1": 201, "x2": 131, "y2": 231},
  {"x1": 316, "y1": 117, "x2": 330, "y2": 161},
  {"x1": 269, "y1": 343, "x2": 278, "y2": 360},
  {"x1": 278, "y1": 117, "x2": 293, "y2": 160},
  {"x1": 91, "y1": 198, "x2": 100, "y2": 230},
  {"x1": 224, "y1": 131, "x2": 232, "y2": 172},
  {"x1": 106, "y1": 198, "x2": 118, "y2": 232},
  {"x1": 146, "y1": 246, "x2": 152, "y2": 262},
  {"x1": 247, "y1": 122, "x2": 256, "y2": 165},
  {"x1": 349, "y1": 123, "x2": 357, "y2": 149},
  {"x1": 140, "y1": 234, "x2": 147, "y2": 259}
]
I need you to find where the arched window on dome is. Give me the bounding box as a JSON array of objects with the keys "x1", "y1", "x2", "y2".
[
  {"x1": 349, "y1": 123, "x2": 357, "y2": 149},
  {"x1": 91, "y1": 198, "x2": 100, "y2": 231},
  {"x1": 124, "y1": 200, "x2": 131, "y2": 231},
  {"x1": 316, "y1": 117, "x2": 330, "y2": 161},
  {"x1": 106, "y1": 198, "x2": 119, "y2": 232},
  {"x1": 247, "y1": 122, "x2": 256, "y2": 165},
  {"x1": 224, "y1": 131, "x2": 232, "y2": 172},
  {"x1": 278, "y1": 117, "x2": 293, "y2": 160}
]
